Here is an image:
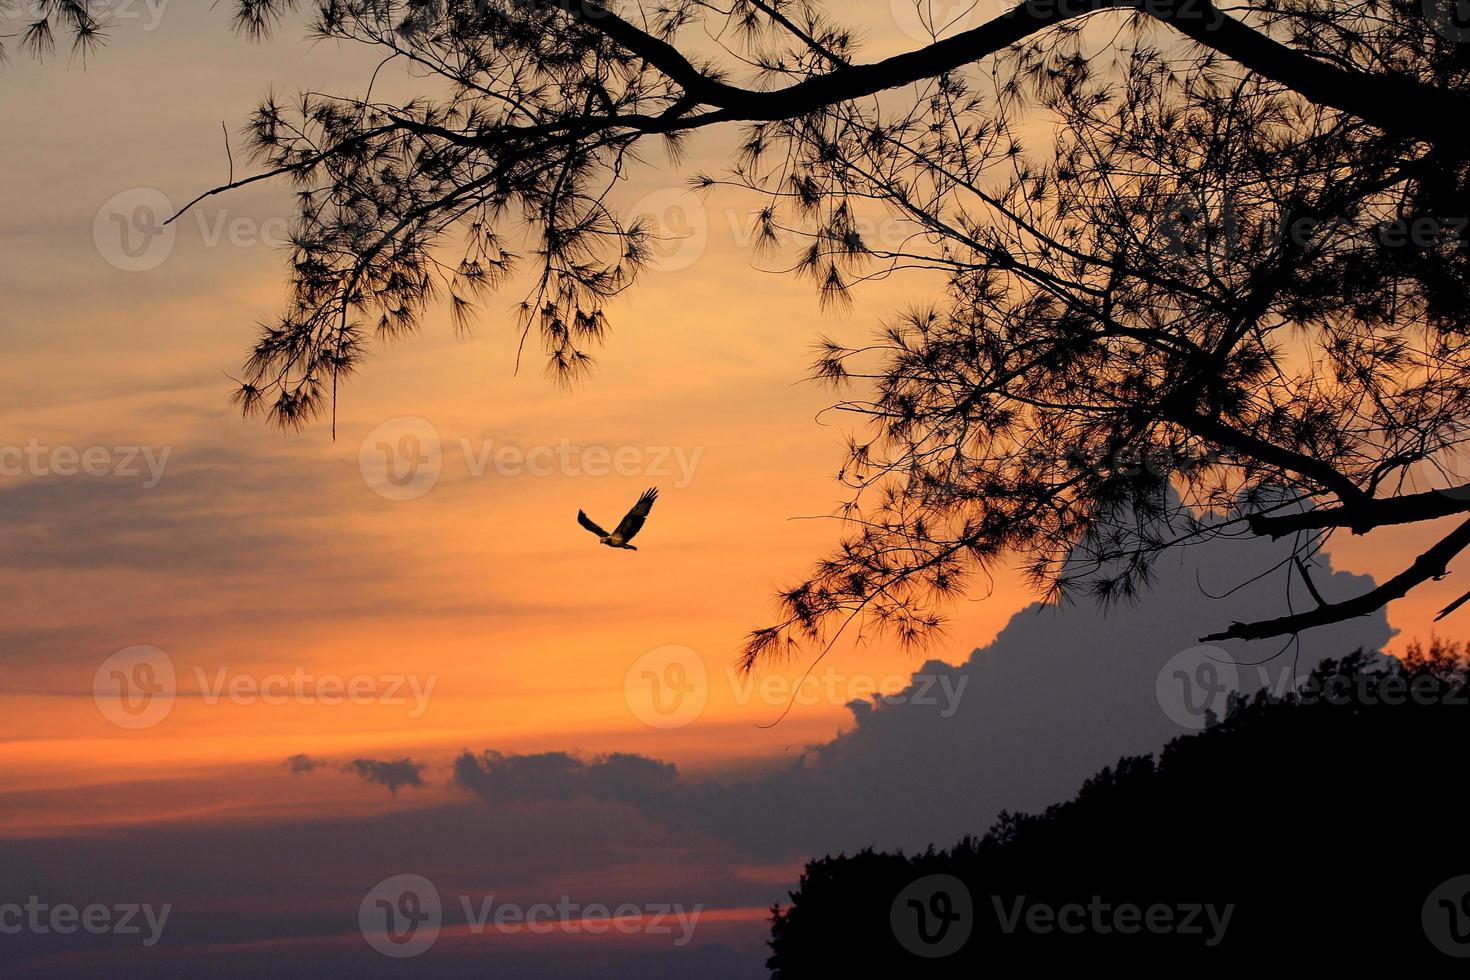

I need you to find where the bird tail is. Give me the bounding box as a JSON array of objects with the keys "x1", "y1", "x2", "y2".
[{"x1": 625, "y1": 544, "x2": 638, "y2": 551}]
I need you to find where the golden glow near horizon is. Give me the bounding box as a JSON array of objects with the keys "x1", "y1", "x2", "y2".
[{"x1": 0, "y1": 0, "x2": 1457, "y2": 849}]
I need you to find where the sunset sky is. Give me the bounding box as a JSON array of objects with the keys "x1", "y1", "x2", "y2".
[{"x1": 0, "y1": 3, "x2": 1461, "y2": 975}]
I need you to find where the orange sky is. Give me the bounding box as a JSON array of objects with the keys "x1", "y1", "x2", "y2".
[
  {"x1": 0, "y1": 10, "x2": 1465, "y2": 972},
  {"x1": 0, "y1": 3, "x2": 1028, "y2": 837}
]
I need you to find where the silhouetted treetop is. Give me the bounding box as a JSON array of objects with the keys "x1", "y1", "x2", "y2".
[
  {"x1": 0, "y1": 0, "x2": 108, "y2": 65},
  {"x1": 767, "y1": 641, "x2": 1470, "y2": 971},
  {"x1": 195, "y1": 0, "x2": 1470, "y2": 649}
]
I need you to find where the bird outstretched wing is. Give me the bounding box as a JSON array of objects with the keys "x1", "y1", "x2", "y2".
[
  {"x1": 612, "y1": 487, "x2": 658, "y2": 542},
  {"x1": 577, "y1": 510, "x2": 610, "y2": 537}
]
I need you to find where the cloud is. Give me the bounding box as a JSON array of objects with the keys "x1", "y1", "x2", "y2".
[
  {"x1": 0, "y1": 796, "x2": 768, "y2": 978},
  {"x1": 452, "y1": 751, "x2": 678, "y2": 807},
  {"x1": 283, "y1": 753, "x2": 326, "y2": 774},
  {"x1": 454, "y1": 520, "x2": 1395, "y2": 857},
  {"x1": 0, "y1": 445, "x2": 325, "y2": 574},
  {"x1": 0, "y1": 436, "x2": 583, "y2": 679},
  {"x1": 1, "y1": 513, "x2": 1397, "y2": 978},
  {"x1": 343, "y1": 757, "x2": 427, "y2": 795}
]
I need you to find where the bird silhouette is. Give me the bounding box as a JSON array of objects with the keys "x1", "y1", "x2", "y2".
[{"x1": 577, "y1": 487, "x2": 658, "y2": 550}]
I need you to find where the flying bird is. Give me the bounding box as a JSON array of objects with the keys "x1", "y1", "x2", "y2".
[{"x1": 578, "y1": 487, "x2": 658, "y2": 550}]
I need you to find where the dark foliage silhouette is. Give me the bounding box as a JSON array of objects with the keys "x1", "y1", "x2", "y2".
[
  {"x1": 767, "y1": 640, "x2": 1470, "y2": 972},
  {"x1": 0, "y1": 1, "x2": 107, "y2": 66},
  {"x1": 184, "y1": 1, "x2": 1470, "y2": 651}
]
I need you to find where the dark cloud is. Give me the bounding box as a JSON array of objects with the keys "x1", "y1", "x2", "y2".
[
  {"x1": 455, "y1": 523, "x2": 1394, "y2": 857},
  {"x1": 343, "y1": 757, "x2": 428, "y2": 795},
  {"x1": 452, "y1": 751, "x2": 679, "y2": 807},
  {"x1": 0, "y1": 445, "x2": 325, "y2": 573},
  {"x1": 0, "y1": 795, "x2": 767, "y2": 978},
  {"x1": 283, "y1": 753, "x2": 326, "y2": 774},
  {"x1": 1, "y1": 508, "x2": 1398, "y2": 979}
]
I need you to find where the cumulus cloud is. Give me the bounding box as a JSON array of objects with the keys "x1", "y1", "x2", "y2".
[
  {"x1": 452, "y1": 751, "x2": 678, "y2": 806},
  {"x1": 4, "y1": 515, "x2": 1397, "y2": 979},
  {"x1": 343, "y1": 757, "x2": 428, "y2": 795},
  {"x1": 455, "y1": 521, "x2": 1394, "y2": 857},
  {"x1": 283, "y1": 753, "x2": 326, "y2": 774}
]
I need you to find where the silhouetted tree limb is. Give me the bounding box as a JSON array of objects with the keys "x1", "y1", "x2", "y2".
[
  {"x1": 1201, "y1": 516, "x2": 1470, "y2": 640},
  {"x1": 537, "y1": 0, "x2": 1470, "y2": 145},
  {"x1": 1248, "y1": 488, "x2": 1470, "y2": 537},
  {"x1": 197, "y1": 0, "x2": 1470, "y2": 651}
]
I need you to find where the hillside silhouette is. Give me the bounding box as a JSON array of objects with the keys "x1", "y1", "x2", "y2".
[{"x1": 768, "y1": 642, "x2": 1470, "y2": 973}]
